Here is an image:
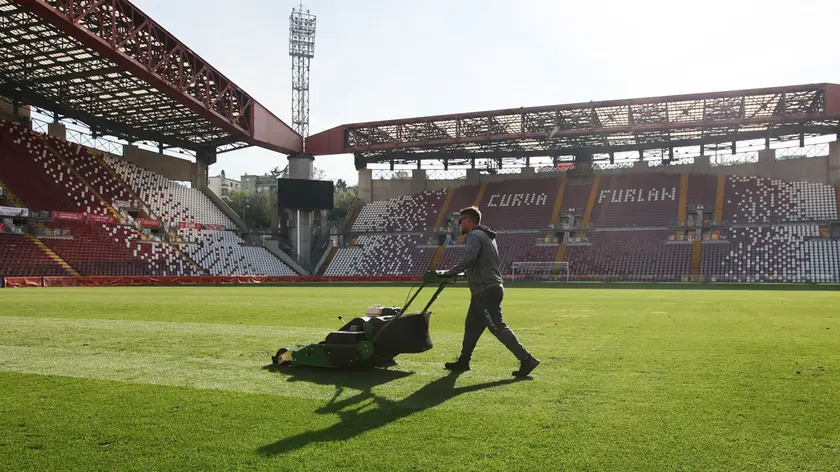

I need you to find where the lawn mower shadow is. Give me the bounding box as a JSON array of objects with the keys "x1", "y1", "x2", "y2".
[
  {"x1": 256, "y1": 371, "x2": 522, "y2": 456},
  {"x1": 263, "y1": 363, "x2": 415, "y2": 410}
]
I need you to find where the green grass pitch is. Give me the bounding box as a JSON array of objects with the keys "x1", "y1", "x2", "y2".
[{"x1": 1, "y1": 285, "x2": 839, "y2": 471}]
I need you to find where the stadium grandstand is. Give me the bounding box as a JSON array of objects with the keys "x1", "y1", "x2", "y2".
[
  {"x1": 312, "y1": 83, "x2": 840, "y2": 285},
  {"x1": 1, "y1": 1, "x2": 839, "y2": 287},
  {"x1": 0, "y1": 0, "x2": 303, "y2": 286}
]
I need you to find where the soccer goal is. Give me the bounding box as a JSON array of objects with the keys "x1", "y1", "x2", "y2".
[{"x1": 509, "y1": 261, "x2": 570, "y2": 282}]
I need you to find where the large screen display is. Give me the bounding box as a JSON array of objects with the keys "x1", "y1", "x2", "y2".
[{"x1": 277, "y1": 178, "x2": 334, "y2": 210}]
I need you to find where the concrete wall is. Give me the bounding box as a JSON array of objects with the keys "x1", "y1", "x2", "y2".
[
  {"x1": 0, "y1": 99, "x2": 30, "y2": 121},
  {"x1": 367, "y1": 167, "x2": 557, "y2": 202},
  {"x1": 362, "y1": 145, "x2": 840, "y2": 203},
  {"x1": 121, "y1": 144, "x2": 195, "y2": 183}
]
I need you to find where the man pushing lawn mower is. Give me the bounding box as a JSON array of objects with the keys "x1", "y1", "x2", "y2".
[{"x1": 439, "y1": 206, "x2": 540, "y2": 377}]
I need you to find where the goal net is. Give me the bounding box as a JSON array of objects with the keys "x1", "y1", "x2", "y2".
[{"x1": 509, "y1": 261, "x2": 570, "y2": 282}]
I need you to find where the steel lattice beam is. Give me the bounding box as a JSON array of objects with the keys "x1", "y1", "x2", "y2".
[
  {"x1": 0, "y1": 0, "x2": 301, "y2": 154},
  {"x1": 307, "y1": 83, "x2": 840, "y2": 164},
  {"x1": 23, "y1": 0, "x2": 252, "y2": 134}
]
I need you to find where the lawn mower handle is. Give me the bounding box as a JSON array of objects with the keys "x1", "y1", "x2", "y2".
[{"x1": 370, "y1": 270, "x2": 460, "y2": 343}]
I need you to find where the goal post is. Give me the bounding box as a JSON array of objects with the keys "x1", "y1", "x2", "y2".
[{"x1": 509, "y1": 261, "x2": 570, "y2": 282}]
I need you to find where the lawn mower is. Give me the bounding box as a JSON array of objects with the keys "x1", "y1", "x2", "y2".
[{"x1": 270, "y1": 270, "x2": 459, "y2": 369}]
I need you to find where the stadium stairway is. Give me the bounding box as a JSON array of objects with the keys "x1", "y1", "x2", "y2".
[
  {"x1": 316, "y1": 246, "x2": 338, "y2": 275},
  {"x1": 434, "y1": 188, "x2": 455, "y2": 229},
  {"x1": 344, "y1": 199, "x2": 365, "y2": 232},
  {"x1": 200, "y1": 186, "x2": 246, "y2": 230},
  {"x1": 169, "y1": 240, "x2": 208, "y2": 276},
  {"x1": 424, "y1": 188, "x2": 455, "y2": 245},
  {"x1": 836, "y1": 186, "x2": 840, "y2": 215},
  {"x1": 690, "y1": 240, "x2": 702, "y2": 279},
  {"x1": 547, "y1": 175, "x2": 567, "y2": 240},
  {"x1": 714, "y1": 175, "x2": 725, "y2": 223},
  {"x1": 551, "y1": 242, "x2": 567, "y2": 275},
  {"x1": 261, "y1": 239, "x2": 307, "y2": 275},
  {"x1": 429, "y1": 244, "x2": 446, "y2": 270},
  {"x1": 549, "y1": 175, "x2": 568, "y2": 227},
  {"x1": 581, "y1": 175, "x2": 601, "y2": 227},
  {"x1": 454, "y1": 183, "x2": 488, "y2": 244},
  {"x1": 0, "y1": 180, "x2": 24, "y2": 207},
  {"x1": 677, "y1": 174, "x2": 688, "y2": 225},
  {"x1": 474, "y1": 183, "x2": 488, "y2": 208},
  {"x1": 26, "y1": 234, "x2": 79, "y2": 276}
]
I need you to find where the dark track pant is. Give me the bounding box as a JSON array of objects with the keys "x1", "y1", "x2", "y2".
[{"x1": 459, "y1": 285, "x2": 530, "y2": 362}]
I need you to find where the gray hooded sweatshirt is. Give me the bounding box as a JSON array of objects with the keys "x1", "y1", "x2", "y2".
[{"x1": 443, "y1": 225, "x2": 504, "y2": 295}]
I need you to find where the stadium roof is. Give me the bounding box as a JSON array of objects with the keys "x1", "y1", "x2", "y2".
[
  {"x1": 306, "y1": 83, "x2": 840, "y2": 164},
  {"x1": 0, "y1": 0, "x2": 301, "y2": 156}
]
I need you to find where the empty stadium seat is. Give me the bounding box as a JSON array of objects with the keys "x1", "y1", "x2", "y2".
[
  {"x1": 0, "y1": 121, "x2": 199, "y2": 276},
  {"x1": 45, "y1": 137, "x2": 136, "y2": 210},
  {"x1": 324, "y1": 234, "x2": 436, "y2": 276},
  {"x1": 0, "y1": 234, "x2": 69, "y2": 278},
  {"x1": 564, "y1": 230, "x2": 691, "y2": 281},
  {"x1": 351, "y1": 189, "x2": 448, "y2": 232},
  {"x1": 104, "y1": 155, "x2": 236, "y2": 228},
  {"x1": 590, "y1": 173, "x2": 680, "y2": 227},
  {"x1": 102, "y1": 152, "x2": 297, "y2": 275},
  {"x1": 560, "y1": 179, "x2": 593, "y2": 216},
  {"x1": 179, "y1": 230, "x2": 297, "y2": 276},
  {"x1": 436, "y1": 232, "x2": 556, "y2": 276},
  {"x1": 701, "y1": 225, "x2": 840, "y2": 283},
  {"x1": 686, "y1": 175, "x2": 718, "y2": 208},
  {"x1": 724, "y1": 176, "x2": 839, "y2": 224},
  {"x1": 476, "y1": 177, "x2": 560, "y2": 230},
  {"x1": 0, "y1": 121, "x2": 106, "y2": 215},
  {"x1": 4, "y1": 114, "x2": 839, "y2": 284}
]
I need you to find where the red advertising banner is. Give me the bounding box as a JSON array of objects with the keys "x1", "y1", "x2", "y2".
[
  {"x1": 43, "y1": 277, "x2": 78, "y2": 287},
  {"x1": 203, "y1": 224, "x2": 226, "y2": 231},
  {"x1": 87, "y1": 214, "x2": 116, "y2": 224},
  {"x1": 138, "y1": 218, "x2": 160, "y2": 227},
  {"x1": 6, "y1": 275, "x2": 423, "y2": 288},
  {"x1": 3, "y1": 277, "x2": 43, "y2": 288},
  {"x1": 178, "y1": 221, "x2": 204, "y2": 230},
  {"x1": 51, "y1": 211, "x2": 84, "y2": 221}
]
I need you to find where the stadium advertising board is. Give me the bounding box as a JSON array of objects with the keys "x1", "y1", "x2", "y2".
[
  {"x1": 138, "y1": 218, "x2": 161, "y2": 227},
  {"x1": 51, "y1": 211, "x2": 84, "y2": 221},
  {"x1": 87, "y1": 214, "x2": 116, "y2": 224},
  {"x1": 178, "y1": 221, "x2": 202, "y2": 230},
  {"x1": 114, "y1": 200, "x2": 140, "y2": 210},
  {"x1": 0, "y1": 206, "x2": 29, "y2": 217},
  {"x1": 177, "y1": 222, "x2": 226, "y2": 231},
  {"x1": 277, "y1": 178, "x2": 334, "y2": 210}
]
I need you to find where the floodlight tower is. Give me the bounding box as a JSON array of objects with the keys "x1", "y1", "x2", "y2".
[
  {"x1": 289, "y1": 2, "x2": 315, "y2": 142},
  {"x1": 284, "y1": 2, "x2": 320, "y2": 269}
]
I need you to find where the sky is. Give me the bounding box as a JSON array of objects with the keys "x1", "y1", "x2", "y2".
[{"x1": 129, "y1": 0, "x2": 840, "y2": 186}]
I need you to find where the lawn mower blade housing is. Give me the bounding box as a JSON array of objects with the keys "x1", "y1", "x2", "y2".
[{"x1": 271, "y1": 271, "x2": 457, "y2": 369}]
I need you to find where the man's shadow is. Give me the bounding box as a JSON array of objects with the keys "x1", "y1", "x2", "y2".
[{"x1": 258, "y1": 367, "x2": 522, "y2": 456}]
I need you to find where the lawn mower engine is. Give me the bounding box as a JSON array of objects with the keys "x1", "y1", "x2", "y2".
[{"x1": 271, "y1": 270, "x2": 458, "y2": 369}]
